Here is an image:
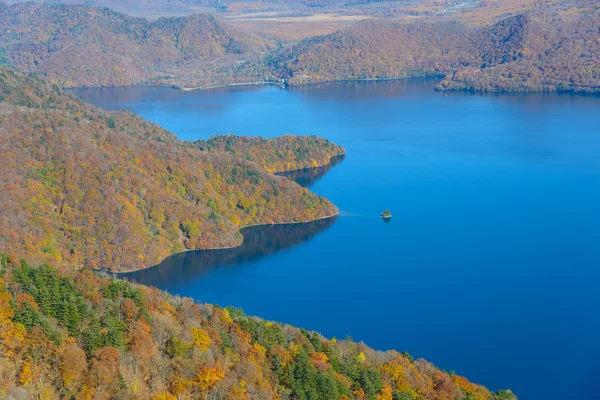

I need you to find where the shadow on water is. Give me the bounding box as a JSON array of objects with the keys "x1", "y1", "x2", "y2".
[
  {"x1": 277, "y1": 154, "x2": 345, "y2": 188},
  {"x1": 123, "y1": 216, "x2": 338, "y2": 288},
  {"x1": 123, "y1": 157, "x2": 345, "y2": 288}
]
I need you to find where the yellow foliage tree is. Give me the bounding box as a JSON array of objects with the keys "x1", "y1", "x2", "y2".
[
  {"x1": 452, "y1": 375, "x2": 491, "y2": 400},
  {"x1": 356, "y1": 352, "x2": 366, "y2": 364},
  {"x1": 152, "y1": 393, "x2": 177, "y2": 400},
  {"x1": 19, "y1": 361, "x2": 32, "y2": 385},
  {"x1": 382, "y1": 361, "x2": 411, "y2": 392},
  {"x1": 0, "y1": 292, "x2": 15, "y2": 321},
  {"x1": 196, "y1": 365, "x2": 225, "y2": 392},
  {"x1": 191, "y1": 327, "x2": 211, "y2": 351},
  {"x1": 227, "y1": 380, "x2": 251, "y2": 400}
]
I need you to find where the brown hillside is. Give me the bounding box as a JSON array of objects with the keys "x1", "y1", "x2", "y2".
[
  {"x1": 268, "y1": 5, "x2": 600, "y2": 93},
  {"x1": 269, "y1": 18, "x2": 476, "y2": 85},
  {"x1": 439, "y1": 9, "x2": 600, "y2": 92},
  {"x1": 0, "y1": 4, "x2": 272, "y2": 88}
]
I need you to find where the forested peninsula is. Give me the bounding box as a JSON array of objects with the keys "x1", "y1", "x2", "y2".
[{"x1": 0, "y1": 67, "x2": 344, "y2": 272}]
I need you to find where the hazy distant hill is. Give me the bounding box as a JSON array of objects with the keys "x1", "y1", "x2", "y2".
[
  {"x1": 1, "y1": 0, "x2": 369, "y2": 15},
  {"x1": 2, "y1": 1, "x2": 598, "y2": 92},
  {"x1": 268, "y1": 18, "x2": 476, "y2": 85},
  {"x1": 0, "y1": 0, "x2": 550, "y2": 20},
  {"x1": 0, "y1": 3, "x2": 272, "y2": 88},
  {"x1": 1, "y1": 0, "x2": 216, "y2": 18},
  {"x1": 269, "y1": 6, "x2": 600, "y2": 93},
  {"x1": 439, "y1": 9, "x2": 600, "y2": 93}
]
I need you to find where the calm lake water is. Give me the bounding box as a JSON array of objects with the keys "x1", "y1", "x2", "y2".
[{"x1": 75, "y1": 80, "x2": 600, "y2": 400}]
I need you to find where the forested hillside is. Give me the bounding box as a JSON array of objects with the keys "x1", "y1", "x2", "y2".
[
  {"x1": 2, "y1": 1, "x2": 598, "y2": 93},
  {"x1": 438, "y1": 9, "x2": 600, "y2": 93},
  {"x1": 0, "y1": 254, "x2": 517, "y2": 399},
  {"x1": 0, "y1": 67, "x2": 343, "y2": 272},
  {"x1": 268, "y1": 19, "x2": 475, "y2": 85},
  {"x1": 1, "y1": 0, "x2": 548, "y2": 21},
  {"x1": 268, "y1": 5, "x2": 600, "y2": 93},
  {"x1": 0, "y1": 3, "x2": 272, "y2": 88},
  {"x1": 2, "y1": 0, "x2": 215, "y2": 18}
]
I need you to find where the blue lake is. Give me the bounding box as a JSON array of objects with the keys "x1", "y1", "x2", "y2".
[{"x1": 75, "y1": 80, "x2": 600, "y2": 400}]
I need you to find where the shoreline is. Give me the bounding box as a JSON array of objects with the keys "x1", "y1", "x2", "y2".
[
  {"x1": 66, "y1": 80, "x2": 285, "y2": 92},
  {"x1": 179, "y1": 80, "x2": 285, "y2": 91},
  {"x1": 273, "y1": 152, "x2": 346, "y2": 175},
  {"x1": 67, "y1": 77, "x2": 431, "y2": 93},
  {"x1": 110, "y1": 210, "x2": 339, "y2": 275},
  {"x1": 67, "y1": 76, "x2": 600, "y2": 96},
  {"x1": 79, "y1": 117, "x2": 345, "y2": 276},
  {"x1": 106, "y1": 153, "x2": 346, "y2": 275},
  {"x1": 284, "y1": 74, "x2": 442, "y2": 88}
]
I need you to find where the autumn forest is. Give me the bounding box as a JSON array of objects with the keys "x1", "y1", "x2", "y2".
[
  {"x1": 0, "y1": 65, "x2": 519, "y2": 400},
  {"x1": 3, "y1": 0, "x2": 593, "y2": 397},
  {"x1": 1, "y1": 0, "x2": 598, "y2": 93}
]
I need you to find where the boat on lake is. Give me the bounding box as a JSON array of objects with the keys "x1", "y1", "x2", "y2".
[{"x1": 380, "y1": 209, "x2": 392, "y2": 221}]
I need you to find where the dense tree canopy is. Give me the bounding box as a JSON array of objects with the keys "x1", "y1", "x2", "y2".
[
  {"x1": 0, "y1": 254, "x2": 517, "y2": 399},
  {"x1": 268, "y1": 4, "x2": 600, "y2": 93},
  {"x1": 438, "y1": 9, "x2": 600, "y2": 93},
  {"x1": 0, "y1": 4, "x2": 273, "y2": 89},
  {"x1": 2, "y1": 1, "x2": 598, "y2": 93},
  {"x1": 268, "y1": 19, "x2": 474, "y2": 85}
]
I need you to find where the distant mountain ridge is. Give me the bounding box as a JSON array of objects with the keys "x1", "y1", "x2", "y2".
[
  {"x1": 268, "y1": 18, "x2": 475, "y2": 85},
  {"x1": 1, "y1": 1, "x2": 598, "y2": 93},
  {"x1": 272, "y1": 7, "x2": 600, "y2": 93},
  {"x1": 0, "y1": 3, "x2": 272, "y2": 88},
  {"x1": 439, "y1": 9, "x2": 600, "y2": 92},
  {"x1": 1, "y1": 0, "x2": 214, "y2": 19}
]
